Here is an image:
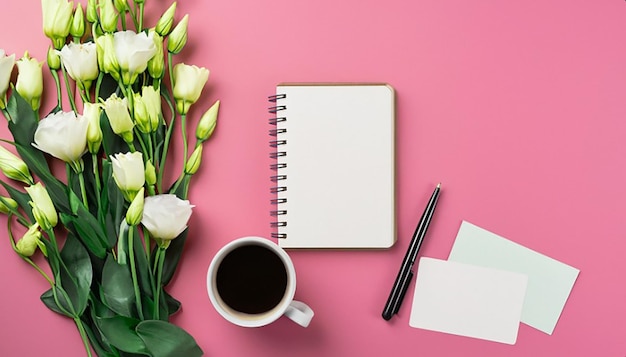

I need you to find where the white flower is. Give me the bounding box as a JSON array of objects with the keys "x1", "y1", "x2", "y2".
[
  {"x1": 110, "y1": 152, "x2": 145, "y2": 198},
  {"x1": 16, "y1": 54, "x2": 43, "y2": 110},
  {"x1": 0, "y1": 49, "x2": 15, "y2": 103},
  {"x1": 173, "y1": 63, "x2": 209, "y2": 114},
  {"x1": 113, "y1": 30, "x2": 157, "y2": 85},
  {"x1": 57, "y1": 42, "x2": 98, "y2": 89},
  {"x1": 33, "y1": 111, "x2": 88, "y2": 164},
  {"x1": 142, "y1": 194, "x2": 194, "y2": 240}
]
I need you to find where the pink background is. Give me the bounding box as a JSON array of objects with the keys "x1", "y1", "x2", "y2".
[{"x1": 1, "y1": 0, "x2": 626, "y2": 356}]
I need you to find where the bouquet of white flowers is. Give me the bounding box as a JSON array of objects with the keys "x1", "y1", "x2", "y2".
[{"x1": 0, "y1": 0, "x2": 219, "y2": 356}]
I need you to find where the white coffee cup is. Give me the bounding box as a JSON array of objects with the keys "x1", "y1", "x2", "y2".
[{"x1": 207, "y1": 236, "x2": 314, "y2": 327}]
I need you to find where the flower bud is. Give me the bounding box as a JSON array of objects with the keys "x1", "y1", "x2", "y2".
[
  {"x1": 126, "y1": 187, "x2": 144, "y2": 226},
  {"x1": 196, "y1": 100, "x2": 219, "y2": 142},
  {"x1": 184, "y1": 145, "x2": 202, "y2": 175},
  {"x1": 103, "y1": 93, "x2": 134, "y2": 138},
  {"x1": 0, "y1": 145, "x2": 33, "y2": 184},
  {"x1": 155, "y1": 2, "x2": 176, "y2": 36},
  {"x1": 26, "y1": 183, "x2": 58, "y2": 231},
  {"x1": 0, "y1": 49, "x2": 15, "y2": 109},
  {"x1": 96, "y1": 33, "x2": 120, "y2": 78},
  {"x1": 46, "y1": 47, "x2": 61, "y2": 70},
  {"x1": 114, "y1": 0, "x2": 128, "y2": 13},
  {"x1": 167, "y1": 14, "x2": 188, "y2": 54},
  {"x1": 173, "y1": 63, "x2": 209, "y2": 115},
  {"x1": 0, "y1": 196, "x2": 18, "y2": 214},
  {"x1": 86, "y1": 0, "x2": 98, "y2": 23},
  {"x1": 15, "y1": 223, "x2": 42, "y2": 257},
  {"x1": 111, "y1": 152, "x2": 145, "y2": 201},
  {"x1": 70, "y1": 4, "x2": 86, "y2": 39},
  {"x1": 15, "y1": 53, "x2": 44, "y2": 111},
  {"x1": 41, "y1": 0, "x2": 73, "y2": 49},
  {"x1": 85, "y1": 103, "x2": 103, "y2": 154},
  {"x1": 147, "y1": 31, "x2": 165, "y2": 80},
  {"x1": 100, "y1": 0, "x2": 119, "y2": 33},
  {"x1": 144, "y1": 160, "x2": 156, "y2": 186}
]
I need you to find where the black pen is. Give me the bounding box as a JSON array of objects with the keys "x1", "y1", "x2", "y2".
[{"x1": 382, "y1": 183, "x2": 441, "y2": 321}]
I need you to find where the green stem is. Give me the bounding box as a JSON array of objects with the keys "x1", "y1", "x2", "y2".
[
  {"x1": 180, "y1": 114, "x2": 189, "y2": 169},
  {"x1": 94, "y1": 72, "x2": 104, "y2": 101},
  {"x1": 92, "y1": 154, "x2": 103, "y2": 223},
  {"x1": 78, "y1": 171, "x2": 89, "y2": 207},
  {"x1": 50, "y1": 69, "x2": 63, "y2": 110},
  {"x1": 153, "y1": 247, "x2": 165, "y2": 320},
  {"x1": 23, "y1": 257, "x2": 54, "y2": 285},
  {"x1": 74, "y1": 318, "x2": 94, "y2": 357},
  {"x1": 138, "y1": 3, "x2": 145, "y2": 31},
  {"x1": 128, "y1": 227, "x2": 144, "y2": 319},
  {"x1": 157, "y1": 92, "x2": 176, "y2": 192},
  {"x1": 60, "y1": 63, "x2": 77, "y2": 113}
]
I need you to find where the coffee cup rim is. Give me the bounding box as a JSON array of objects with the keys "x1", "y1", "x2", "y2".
[{"x1": 207, "y1": 236, "x2": 297, "y2": 327}]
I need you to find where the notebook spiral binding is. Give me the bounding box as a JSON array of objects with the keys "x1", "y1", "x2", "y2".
[{"x1": 268, "y1": 93, "x2": 287, "y2": 239}]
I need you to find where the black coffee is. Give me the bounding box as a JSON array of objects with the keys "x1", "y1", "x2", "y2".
[{"x1": 215, "y1": 244, "x2": 288, "y2": 314}]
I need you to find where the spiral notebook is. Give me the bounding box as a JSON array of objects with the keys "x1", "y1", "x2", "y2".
[{"x1": 269, "y1": 83, "x2": 395, "y2": 248}]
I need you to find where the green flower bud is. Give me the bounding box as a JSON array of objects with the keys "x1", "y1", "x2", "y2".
[
  {"x1": 15, "y1": 223, "x2": 42, "y2": 257},
  {"x1": 144, "y1": 160, "x2": 156, "y2": 186},
  {"x1": 47, "y1": 47, "x2": 61, "y2": 70},
  {"x1": 196, "y1": 100, "x2": 219, "y2": 142},
  {"x1": 96, "y1": 33, "x2": 120, "y2": 77},
  {"x1": 147, "y1": 31, "x2": 165, "y2": 79},
  {"x1": 15, "y1": 52, "x2": 44, "y2": 111},
  {"x1": 126, "y1": 187, "x2": 144, "y2": 226},
  {"x1": 86, "y1": 0, "x2": 98, "y2": 23},
  {"x1": 25, "y1": 183, "x2": 58, "y2": 231},
  {"x1": 41, "y1": 0, "x2": 73, "y2": 49},
  {"x1": 85, "y1": 103, "x2": 103, "y2": 154},
  {"x1": 70, "y1": 4, "x2": 86, "y2": 39},
  {"x1": 100, "y1": 0, "x2": 119, "y2": 33},
  {"x1": 0, "y1": 145, "x2": 33, "y2": 184},
  {"x1": 167, "y1": 14, "x2": 188, "y2": 54},
  {"x1": 0, "y1": 196, "x2": 18, "y2": 214},
  {"x1": 184, "y1": 145, "x2": 203, "y2": 175},
  {"x1": 155, "y1": 2, "x2": 176, "y2": 36},
  {"x1": 114, "y1": 0, "x2": 128, "y2": 13}
]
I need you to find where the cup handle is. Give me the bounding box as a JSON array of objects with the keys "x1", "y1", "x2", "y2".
[{"x1": 284, "y1": 300, "x2": 314, "y2": 327}]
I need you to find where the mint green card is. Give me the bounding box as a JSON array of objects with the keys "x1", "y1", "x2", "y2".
[{"x1": 448, "y1": 221, "x2": 580, "y2": 335}]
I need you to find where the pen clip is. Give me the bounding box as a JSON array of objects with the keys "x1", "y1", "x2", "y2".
[{"x1": 393, "y1": 271, "x2": 413, "y2": 315}]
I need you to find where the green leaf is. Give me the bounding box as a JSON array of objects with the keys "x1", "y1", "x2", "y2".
[
  {"x1": 164, "y1": 291, "x2": 181, "y2": 317},
  {"x1": 136, "y1": 320, "x2": 203, "y2": 357},
  {"x1": 101, "y1": 254, "x2": 135, "y2": 318},
  {"x1": 61, "y1": 213, "x2": 108, "y2": 259},
  {"x1": 59, "y1": 233, "x2": 92, "y2": 316},
  {"x1": 95, "y1": 316, "x2": 149, "y2": 355},
  {"x1": 40, "y1": 287, "x2": 74, "y2": 317},
  {"x1": 6, "y1": 92, "x2": 38, "y2": 144}
]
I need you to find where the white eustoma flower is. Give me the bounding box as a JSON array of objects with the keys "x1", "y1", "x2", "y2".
[
  {"x1": 33, "y1": 111, "x2": 88, "y2": 164},
  {"x1": 110, "y1": 152, "x2": 145, "y2": 198},
  {"x1": 173, "y1": 63, "x2": 209, "y2": 115},
  {"x1": 57, "y1": 42, "x2": 98, "y2": 89},
  {"x1": 113, "y1": 30, "x2": 157, "y2": 85},
  {"x1": 0, "y1": 49, "x2": 15, "y2": 103},
  {"x1": 142, "y1": 194, "x2": 194, "y2": 240},
  {"x1": 16, "y1": 54, "x2": 43, "y2": 110}
]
